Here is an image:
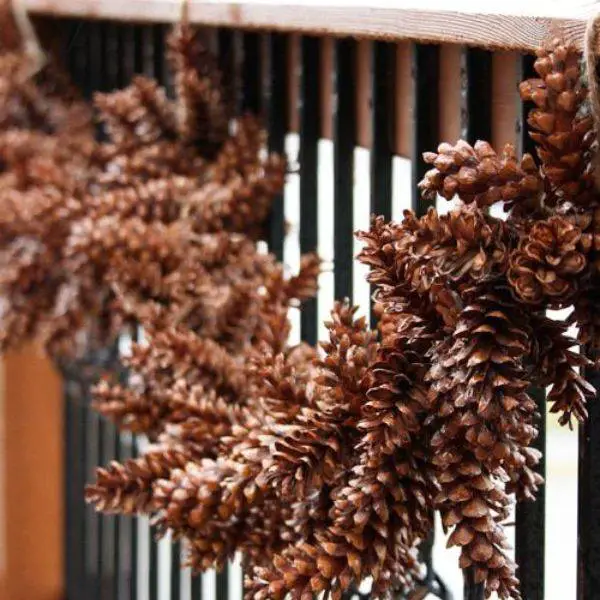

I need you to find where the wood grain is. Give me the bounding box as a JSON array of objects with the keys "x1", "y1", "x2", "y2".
[
  {"x1": 356, "y1": 40, "x2": 372, "y2": 149},
  {"x1": 491, "y1": 51, "x2": 520, "y2": 147},
  {"x1": 438, "y1": 44, "x2": 463, "y2": 144},
  {"x1": 24, "y1": 0, "x2": 596, "y2": 51}
]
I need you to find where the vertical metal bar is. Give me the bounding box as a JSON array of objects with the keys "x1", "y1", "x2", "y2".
[
  {"x1": 98, "y1": 28, "x2": 121, "y2": 600},
  {"x1": 153, "y1": 23, "x2": 166, "y2": 83},
  {"x1": 333, "y1": 38, "x2": 356, "y2": 303},
  {"x1": 464, "y1": 48, "x2": 492, "y2": 144},
  {"x1": 369, "y1": 40, "x2": 395, "y2": 326},
  {"x1": 66, "y1": 372, "x2": 87, "y2": 600},
  {"x1": 578, "y1": 364, "x2": 600, "y2": 599},
  {"x1": 130, "y1": 333, "x2": 141, "y2": 600},
  {"x1": 241, "y1": 32, "x2": 262, "y2": 114},
  {"x1": 266, "y1": 32, "x2": 288, "y2": 261},
  {"x1": 515, "y1": 53, "x2": 546, "y2": 600},
  {"x1": 412, "y1": 42, "x2": 441, "y2": 596},
  {"x1": 299, "y1": 36, "x2": 321, "y2": 346},
  {"x1": 217, "y1": 567, "x2": 229, "y2": 600},
  {"x1": 191, "y1": 573, "x2": 203, "y2": 599},
  {"x1": 64, "y1": 22, "x2": 88, "y2": 598},
  {"x1": 412, "y1": 43, "x2": 439, "y2": 217},
  {"x1": 218, "y1": 29, "x2": 239, "y2": 114},
  {"x1": 464, "y1": 570, "x2": 486, "y2": 600},
  {"x1": 112, "y1": 25, "x2": 134, "y2": 600},
  {"x1": 147, "y1": 28, "x2": 164, "y2": 600},
  {"x1": 64, "y1": 374, "x2": 75, "y2": 600},
  {"x1": 171, "y1": 542, "x2": 182, "y2": 599},
  {"x1": 149, "y1": 523, "x2": 159, "y2": 600}
]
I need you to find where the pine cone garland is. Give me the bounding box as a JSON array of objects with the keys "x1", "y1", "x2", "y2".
[{"x1": 19, "y1": 26, "x2": 599, "y2": 600}]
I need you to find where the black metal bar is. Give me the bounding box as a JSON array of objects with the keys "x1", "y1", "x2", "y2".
[
  {"x1": 516, "y1": 387, "x2": 546, "y2": 600},
  {"x1": 191, "y1": 573, "x2": 203, "y2": 599},
  {"x1": 149, "y1": 524, "x2": 159, "y2": 600},
  {"x1": 144, "y1": 30, "x2": 163, "y2": 600},
  {"x1": 171, "y1": 542, "x2": 182, "y2": 599},
  {"x1": 218, "y1": 29, "x2": 239, "y2": 113},
  {"x1": 464, "y1": 569, "x2": 485, "y2": 600},
  {"x1": 333, "y1": 38, "x2": 356, "y2": 303},
  {"x1": 66, "y1": 373, "x2": 87, "y2": 599},
  {"x1": 64, "y1": 21, "x2": 90, "y2": 599},
  {"x1": 299, "y1": 36, "x2": 321, "y2": 346},
  {"x1": 412, "y1": 43, "x2": 439, "y2": 217},
  {"x1": 153, "y1": 23, "x2": 166, "y2": 83},
  {"x1": 241, "y1": 32, "x2": 262, "y2": 115},
  {"x1": 578, "y1": 362, "x2": 600, "y2": 599},
  {"x1": 84, "y1": 29, "x2": 103, "y2": 600},
  {"x1": 130, "y1": 330, "x2": 141, "y2": 600},
  {"x1": 369, "y1": 40, "x2": 395, "y2": 327},
  {"x1": 412, "y1": 42, "x2": 440, "y2": 595},
  {"x1": 217, "y1": 567, "x2": 229, "y2": 600},
  {"x1": 266, "y1": 33, "x2": 288, "y2": 261},
  {"x1": 64, "y1": 373, "x2": 75, "y2": 600},
  {"x1": 132, "y1": 24, "x2": 144, "y2": 77},
  {"x1": 464, "y1": 48, "x2": 492, "y2": 144},
  {"x1": 515, "y1": 54, "x2": 546, "y2": 600}
]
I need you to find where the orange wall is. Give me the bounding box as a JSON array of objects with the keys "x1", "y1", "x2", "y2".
[{"x1": 0, "y1": 347, "x2": 63, "y2": 600}]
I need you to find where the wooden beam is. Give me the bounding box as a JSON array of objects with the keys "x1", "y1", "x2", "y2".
[{"x1": 25, "y1": 0, "x2": 595, "y2": 51}]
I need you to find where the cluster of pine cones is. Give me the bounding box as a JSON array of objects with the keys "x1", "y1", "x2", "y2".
[{"x1": 0, "y1": 5, "x2": 598, "y2": 598}]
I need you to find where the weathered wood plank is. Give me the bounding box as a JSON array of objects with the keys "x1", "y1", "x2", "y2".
[{"x1": 25, "y1": 0, "x2": 596, "y2": 51}]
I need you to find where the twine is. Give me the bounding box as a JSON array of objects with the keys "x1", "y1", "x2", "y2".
[
  {"x1": 10, "y1": 0, "x2": 45, "y2": 78},
  {"x1": 585, "y1": 11, "x2": 600, "y2": 190},
  {"x1": 180, "y1": 0, "x2": 189, "y2": 24}
]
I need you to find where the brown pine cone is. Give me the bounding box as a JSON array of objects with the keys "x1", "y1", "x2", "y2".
[
  {"x1": 529, "y1": 313, "x2": 594, "y2": 426},
  {"x1": 85, "y1": 449, "x2": 189, "y2": 515},
  {"x1": 167, "y1": 21, "x2": 230, "y2": 156},
  {"x1": 419, "y1": 140, "x2": 541, "y2": 211},
  {"x1": 94, "y1": 76, "x2": 175, "y2": 152},
  {"x1": 519, "y1": 39, "x2": 595, "y2": 207},
  {"x1": 389, "y1": 208, "x2": 510, "y2": 300},
  {"x1": 427, "y1": 285, "x2": 539, "y2": 598},
  {"x1": 508, "y1": 216, "x2": 587, "y2": 306}
]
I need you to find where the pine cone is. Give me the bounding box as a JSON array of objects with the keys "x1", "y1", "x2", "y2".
[
  {"x1": 94, "y1": 76, "x2": 176, "y2": 152},
  {"x1": 427, "y1": 285, "x2": 539, "y2": 598},
  {"x1": 85, "y1": 449, "x2": 189, "y2": 515},
  {"x1": 508, "y1": 215, "x2": 587, "y2": 306},
  {"x1": 167, "y1": 21, "x2": 230, "y2": 156},
  {"x1": 419, "y1": 140, "x2": 541, "y2": 212},
  {"x1": 519, "y1": 39, "x2": 595, "y2": 207},
  {"x1": 529, "y1": 313, "x2": 594, "y2": 426}
]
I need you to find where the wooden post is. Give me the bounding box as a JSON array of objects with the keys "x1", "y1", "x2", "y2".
[{"x1": 0, "y1": 347, "x2": 63, "y2": 600}]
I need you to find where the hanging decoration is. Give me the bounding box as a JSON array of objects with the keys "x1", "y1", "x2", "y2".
[{"x1": 0, "y1": 4, "x2": 597, "y2": 598}]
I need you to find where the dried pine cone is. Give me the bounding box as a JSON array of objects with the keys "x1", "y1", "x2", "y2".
[
  {"x1": 519, "y1": 38, "x2": 595, "y2": 207},
  {"x1": 508, "y1": 216, "x2": 587, "y2": 306},
  {"x1": 419, "y1": 140, "x2": 541, "y2": 212}
]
